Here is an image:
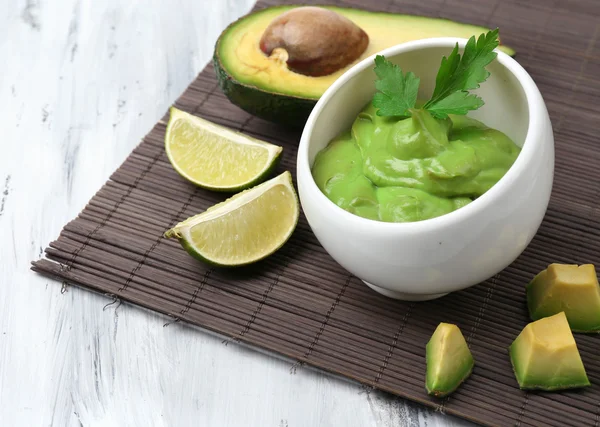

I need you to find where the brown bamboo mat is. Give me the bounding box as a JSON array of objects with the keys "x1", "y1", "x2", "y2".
[{"x1": 32, "y1": 0, "x2": 600, "y2": 425}]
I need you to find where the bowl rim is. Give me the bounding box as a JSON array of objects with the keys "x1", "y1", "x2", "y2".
[{"x1": 297, "y1": 37, "x2": 545, "y2": 233}]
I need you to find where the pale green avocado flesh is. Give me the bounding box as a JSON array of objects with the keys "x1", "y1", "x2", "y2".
[
  {"x1": 426, "y1": 323, "x2": 474, "y2": 397},
  {"x1": 527, "y1": 264, "x2": 600, "y2": 333},
  {"x1": 509, "y1": 312, "x2": 590, "y2": 391}
]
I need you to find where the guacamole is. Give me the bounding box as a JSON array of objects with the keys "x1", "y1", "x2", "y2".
[{"x1": 311, "y1": 103, "x2": 521, "y2": 223}]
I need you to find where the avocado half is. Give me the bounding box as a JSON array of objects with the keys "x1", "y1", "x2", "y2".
[{"x1": 213, "y1": 5, "x2": 516, "y2": 127}]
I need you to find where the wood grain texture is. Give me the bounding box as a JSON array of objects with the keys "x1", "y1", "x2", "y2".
[{"x1": 0, "y1": 1, "x2": 466, "y2": 426}]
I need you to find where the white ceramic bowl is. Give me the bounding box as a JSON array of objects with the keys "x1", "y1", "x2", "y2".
[{"x1": 297, "y1": 38, "x2": 554, "y2": 301}]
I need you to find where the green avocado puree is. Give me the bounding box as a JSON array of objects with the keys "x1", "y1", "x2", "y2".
[{"x1": 311, "y1": 103, "x2": 521, "y2": 223}]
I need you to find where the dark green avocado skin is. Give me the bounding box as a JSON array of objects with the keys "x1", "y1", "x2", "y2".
[{"x1": 213, "y1": 53, "x2": 316, "y2": 128}]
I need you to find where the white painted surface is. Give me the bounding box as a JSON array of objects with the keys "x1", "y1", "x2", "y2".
[{"x1": 0, "y1": 1, "x2": 470, "y2": 426}]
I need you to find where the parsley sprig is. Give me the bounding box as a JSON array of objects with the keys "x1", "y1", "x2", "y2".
[
  {"x1": 372, "y1": 55, "x2": 420, "y2": 117},
  {"x1": 373, "y1": 29, "x2": 500, "y2": 119}
]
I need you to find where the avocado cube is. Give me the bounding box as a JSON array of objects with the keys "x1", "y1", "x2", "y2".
[
  {"x1": 527, "y1": 264, "x2": 600, "y2": 332},
  {"x1": 509, "y1": 312, "x2": 590, "y2": 391},
  {"x1": 426, "y1": 323, "x2": 474, "y2": 398}
]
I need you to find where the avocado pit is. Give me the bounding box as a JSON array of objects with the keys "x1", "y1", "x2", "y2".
[{"x1": 259, "y1": 6, "x2": 369, "y2": 77}]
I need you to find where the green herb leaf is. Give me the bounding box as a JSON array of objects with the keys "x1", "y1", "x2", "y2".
[
  {"x1": 423, "y1": 29, "x2": 499, "y2": 118},
  {"x1": 372, "y1": 55, "x2": 420, "y2": 117},
  {"x1": 425, "y1": 92, "x2": 484, "y2": 118}
]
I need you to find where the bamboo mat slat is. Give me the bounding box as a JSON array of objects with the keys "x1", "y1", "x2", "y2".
[{"x1": 32, "y1": 0, "x2": 600, "y2": 425}]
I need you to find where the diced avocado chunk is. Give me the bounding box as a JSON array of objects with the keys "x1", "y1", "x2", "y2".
[
  {"x1": 426, "y1": 323, "x2": 474, "y2": 397},
  {"x1": 509, "y1": 312, "x2": 590, "y2": 391},
  {"x1": 527, "y1": 264, "x2": 600, "y2": 332}
]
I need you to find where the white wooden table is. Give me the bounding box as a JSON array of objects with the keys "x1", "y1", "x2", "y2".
[{"x1": 0, "y1": 1, "x2": 471, "y2": 425}]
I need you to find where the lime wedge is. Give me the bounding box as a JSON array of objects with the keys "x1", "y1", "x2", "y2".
[
  {"x1": 165, "y1": 107, "x2": 283, "y2": 191},
  {"x1": 164, "y1": 171, "x2": 299, "y2": 266}
]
